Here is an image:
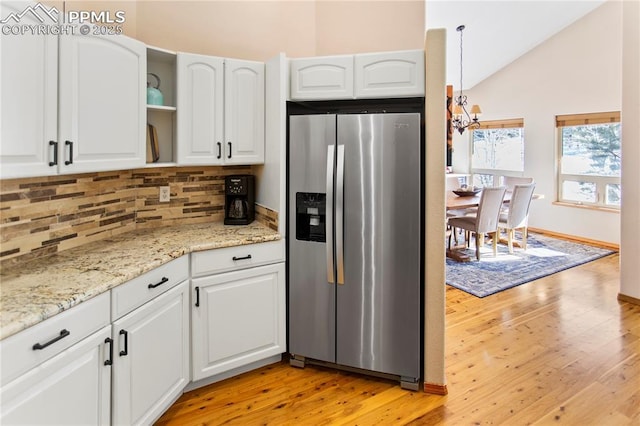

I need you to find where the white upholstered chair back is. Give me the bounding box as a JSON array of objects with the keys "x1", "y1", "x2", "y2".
[
  {"x1": 502, "y1": 176, "x2": 534, "y2": 192},
  {"x1": 475, "y1": 186, "x2": 507, "y2": 234},
  {"x1": 504, "y1": 183, "x2": 536, "y2": 229}
]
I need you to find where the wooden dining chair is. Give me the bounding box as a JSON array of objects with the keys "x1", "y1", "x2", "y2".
[
  {"x1": 447, "y1": 186, "x2": 507, "y2": 261},
  {"x1": 498, "y1": 183, "x2": 536, "y2": 253}
]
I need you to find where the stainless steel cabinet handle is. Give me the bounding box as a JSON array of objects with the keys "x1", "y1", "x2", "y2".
[
  {"x1": 326, "y1": 145, "x2": 335, "y2": 284},
  {"x1": 336, "y1": 144, "x2": 345, "y2": 285}
]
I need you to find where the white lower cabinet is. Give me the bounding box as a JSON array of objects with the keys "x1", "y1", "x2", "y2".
[
  {"x1": 0, "y1": 242, "x2": 285, "y2": 423},
  {"x1": 111, "y1": 280, "x2": 190, "y2": 426},
  {"x1": 0, "y1": 325, "x2": 112, "y2": 425},
  {"x1": 192, "y1": 262, "x2": 286, "y2": 381}
]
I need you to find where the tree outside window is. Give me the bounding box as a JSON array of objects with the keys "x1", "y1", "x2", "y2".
[
  {"x1": 557, "y1": 112, "x2": 621, "y2": 209},
  {"x1": 470, "y1": 118, "x2": 524, "y2": 188}
]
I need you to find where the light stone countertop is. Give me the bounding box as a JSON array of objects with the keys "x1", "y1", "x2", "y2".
[{"x1": 0, "y1": 221, "x2": 281, "y2": 341}]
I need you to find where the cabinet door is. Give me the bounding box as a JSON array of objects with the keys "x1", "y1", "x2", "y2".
[
  {"x1": 112, "y1": 280, "x2": 190, "y2": 426},
  {"x1": 58, "y1": 31, "x2": 146, "y2": 174},
  {"x1": 290, "y1": 55, "x2": 354, "y2": 100},
  {"x1": 192, "y1": 263, "x2": 285, "y2": 381},
  {"x1": 354, "y1": 50, "x2": 425, "y2": 98},
  {"x1": 224, "y1": 59, "x2": 265, "y2": 164},
  {"x1": 0, "y1": 325, "x2": 111, "y2": 425},
  {"x1": 0, "y1": 1, "x2": 58, "y2": 179},
  {"x1": 176, "y1": 52, "x2": 224, "y2": 165}
]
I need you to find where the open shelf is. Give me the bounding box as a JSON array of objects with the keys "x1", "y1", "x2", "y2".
[
  {"x1": 146, "y1": 46, "x2": 177, "y2": 165},
  {"x1": 147, "y1": 105, "x2": 177, "y2": 112}
]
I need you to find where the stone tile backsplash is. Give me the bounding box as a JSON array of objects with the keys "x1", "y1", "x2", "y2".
[{"x1": 0, "y1": 166, "x2": 278, "y2": 267}]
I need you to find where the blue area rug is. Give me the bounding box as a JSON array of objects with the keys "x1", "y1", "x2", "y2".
[{"x1": 446, "y1": 233, "x2": 615, "y2": 298}]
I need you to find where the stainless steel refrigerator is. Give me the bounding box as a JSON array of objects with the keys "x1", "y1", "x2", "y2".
[{"x1": 288, "y1": 112, "x2": 422, "y2": 390}]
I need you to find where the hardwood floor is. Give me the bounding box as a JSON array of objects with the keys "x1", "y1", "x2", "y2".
[{"x1": 156, "y1": 252, "x2": 640, "y2": 425}]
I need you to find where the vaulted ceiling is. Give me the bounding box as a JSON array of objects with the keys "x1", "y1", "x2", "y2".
[{"x1": 426, "y1": 0, "x2": 607, "y2": 90}]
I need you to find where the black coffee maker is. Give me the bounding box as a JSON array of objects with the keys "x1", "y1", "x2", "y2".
[{"x1": 224, "y1": 175, "x2": 255, "y2": 225}]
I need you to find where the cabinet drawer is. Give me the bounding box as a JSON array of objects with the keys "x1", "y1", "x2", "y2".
[
  {"x1": 0, "y1": 292, "x2": 110, "y2": 386},
  {"x1": 191, "y1": 240, "x2": 284, "y2": 277},
  {"x1": 111, "y1": 255, "x2": 189, "y2": 320}
]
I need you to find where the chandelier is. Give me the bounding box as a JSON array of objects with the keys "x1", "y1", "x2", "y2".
[{"x1": 452, "y1": 25, "x2": 481, "y2": 134}]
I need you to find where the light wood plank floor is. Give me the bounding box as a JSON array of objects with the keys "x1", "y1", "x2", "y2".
[{"x1": 156, "y1": 252, "x2": 640, "y2": 425}]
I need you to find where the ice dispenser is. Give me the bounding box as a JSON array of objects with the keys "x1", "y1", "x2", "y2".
[{"x1": 296, "y1": 193, "x2": 326, "y2": 242}]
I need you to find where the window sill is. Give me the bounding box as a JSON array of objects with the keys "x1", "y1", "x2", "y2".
[{"x1": 553, "y1": 201, "x2": 620, "y2": 213}]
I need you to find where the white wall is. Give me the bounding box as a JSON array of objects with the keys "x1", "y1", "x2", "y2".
[
  {"x1": 452, "y1": 1, "x2": 622, "y2": 245},
  {"x1": 620, "y1": 0, "x2": 640, "y2": 300}
]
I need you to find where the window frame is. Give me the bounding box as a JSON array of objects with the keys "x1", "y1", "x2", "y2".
[
  {"x1": 555, "y1": 111, "x2": 621, "y2": 210},
  {"x1": 469, "y1": 118, "x2": 525, "y2": 188}
]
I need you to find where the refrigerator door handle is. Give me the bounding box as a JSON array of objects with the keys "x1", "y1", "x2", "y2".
[
  {"x1": 326, "y1": 145, "x2": 335, "y2": 284},
  {"x1": 336, "y1": 144, "x2": 345, "y2": 285}
]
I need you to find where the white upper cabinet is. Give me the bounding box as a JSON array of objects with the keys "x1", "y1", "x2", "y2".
[
  {"x1": 290, "y1": 55, "x2": 354, "y2": 100},
  {"x1": 58, "y1": 32, "x2": 146, "y2": 174},
  {"x1": 0, "y1": 1, "x2": 58, "y2": 179},
  {"x1": 354, "y1": 50, "x2": 425, "y2": 98},
  {"x1": 0, "y1": 3, "x2": 146, "y2": 179},
  {"x1": 224, "y1": 58, "x2": 265, "y2": 164},
  {"x1": 177, "y1": 54, "x2": 264, "y2": 165},
  {"x1": 289, "y1": 50, "x2": 425, "y2": 101},
  {"x1": 176, "y1": 52, "x2": 225, "y2": 165}
]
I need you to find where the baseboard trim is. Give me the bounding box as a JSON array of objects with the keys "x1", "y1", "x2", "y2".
[
  {"x1": 528, "y1": 227, "x2": 619, "y2": 251},
  {"x1": 618, "y1": 293, "x2": 640, "y2": 306},
  {"x1": 423, "y1": 382, "x2": 448, "y2": 395}
]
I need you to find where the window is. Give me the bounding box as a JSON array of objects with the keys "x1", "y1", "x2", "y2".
[
  {"x1": 556, "y1": 111, "x2": 621, "y2": 209},
  {"x1": 470, "y1": 118, "x2": 524, "y2": 188}
]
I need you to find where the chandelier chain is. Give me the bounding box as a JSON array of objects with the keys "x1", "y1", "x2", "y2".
[
  {"x1": 458, "y1": 25, "x2": 464, "y2": 98},
  {"x1": 452, "y1": 24, "x2": 481, "y2": 134}
]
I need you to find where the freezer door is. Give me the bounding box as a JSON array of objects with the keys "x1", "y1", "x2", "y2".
[
  {"x1": 336, "y1": 113, "x2": 421, "y2": 379},
  {"x1": 288, "y1": 114, "x2": 337, "y2": 363}
]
